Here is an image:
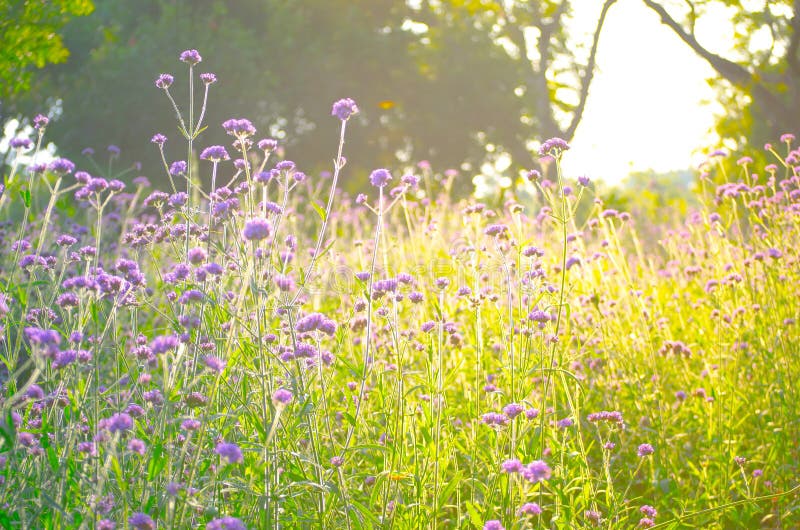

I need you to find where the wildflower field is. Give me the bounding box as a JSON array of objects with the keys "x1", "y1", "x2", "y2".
[{"x1": 1, "y1": 50, "x2": 799, "y2": 529}]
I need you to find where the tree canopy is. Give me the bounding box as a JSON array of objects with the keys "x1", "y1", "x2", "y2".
[
  {"x1": 4, "y1": 0, "x2": 617, "y2": 191},
  {"x1": 643, "y1": 0, "x2": 800, "y2": 151},
  {"x1": 0, "y1": 0, "x2": 94, "y2": 100}
]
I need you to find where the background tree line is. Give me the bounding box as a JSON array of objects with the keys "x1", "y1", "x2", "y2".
[{"x1": 1, "y1": 0, "x2": 798, "y2": 194}]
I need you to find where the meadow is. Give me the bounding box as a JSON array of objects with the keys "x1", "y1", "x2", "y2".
[{"x1": 0, "y1": 50, "x2": 799, "y2": 529}]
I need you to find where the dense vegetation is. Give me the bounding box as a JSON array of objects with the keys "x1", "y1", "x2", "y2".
[{"x1": 0, "y1": 50, "x2": 798, "y2": 529}]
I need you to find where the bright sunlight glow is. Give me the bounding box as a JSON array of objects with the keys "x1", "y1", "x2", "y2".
[{"x1": 564, "y1": 0, "x2": 734, "y2": 183}]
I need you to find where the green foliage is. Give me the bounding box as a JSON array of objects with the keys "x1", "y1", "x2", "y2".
[
  {"x1": 6, "y1": 1, "x2": 612, "y2": 192},
  {"x1": 0, "y1": 0, "x2": 93, "y2": 99},
  {"x1": 604, "y1": 168, "x2": 697, "y2": 220},
  {"x1": 643, "y1": 1, "x2": 800, "y2": 156}
]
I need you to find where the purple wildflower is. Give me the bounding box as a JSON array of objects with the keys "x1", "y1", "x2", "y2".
[
  {"x1": 331, "y1": 98, "x2": 359, "y2": 121},
  {"x1": 155, "y1": 74, "x2": 174, "y2": 89},
  {"x1": 9, "y1": 137, "x2": 32, "y2": 150},
  {"x1": 272, "y1": 388, "x2": 293, "y2": 406},
  {"x1": 222, "y1": 118, "x2": 256, "y2": 138},
  {"x1": 521, "y1": 460, "x2": 551, "y2": 483},
  {"x1": 48, "y1": 158, "x2": 75, "y2": 174},
  {"x1": 587, "y1": 411, "x2": 624, "y2": 425},
  {"x1": 483, "y1": 521, "x2": 504, "y2": 530},
  {"x1": 501, "y1": 458, "x2": 523, "y2": 473},
  {"x1": 637, "y1": 443, "x2": 654, "y2": 457},
  {"x1": 203, "y1": 356, "x2": 226, "y2": 373},
  {"x1": 128, "y1": 513, "x2": 155, "y2": 530},
  {"x1": 200, "y1": 72, "x2": 217, "y2": 84},
  {"x1": 33, "y1": 114, "x2": 49, "y2": 129},
  {"x1": 127, "y1": 438, "x2": 146, "y2": 455},
  {"x1": 481, "y1": 412, "x2": 509, "y2": 427},
  {"x1": 107, "y1": 413, "x2": 134, "y2": 433},
  {"x1": 369, "y1": 168, "x2": 392, "y2": 188},
  {"x1": 538, "y1": 137, "x2": 570, "y2": 157},
  {"x1": 557, "y1": 417, "x2": 574, "y2": 429},
  {"x1": 484, "y1": 224, "x2": 508, "y2": 237},
  {"x1": 169, "y1": 160, "x2": 187, "y2": 176},
  {"x1": 200, "y1": 145, "x2": 230, "y2": 162},
  {"x1": 150, "y1": 335, "x2": 179, "y2": 354},
  {"x1": 296, "y1": 312, "x2": 337, "y2": 336},
  {"x1": 502, "y1": 403, "x2": 524, "y2": 419},
  {"x1": 640, "y1": 505, "x2": 657, "y2": 518},
  {"x1": 258, "y1": 138, "x2": 278, "y2": 152},
  {"x1": 243, "y1": 218, "x2": 272, "y2": 241},
  {"x1": 179, "y1": 49, "x2": 202, "y2": 65},
  {"x1": 517, "y1": 503, "x2": 542, "y2": 516},
  {"x1": 585, "y1": 510, "x2": 602, "y2": 525},
  {"x1": 215, "y1": 442, "x2": 243, "y2": 464},
  {"x1": 421, "y1": 321, "x2": 436, "y2": 333},
  {"x1": 207, "y1": 517, "x2": 247, "y2": 530}
]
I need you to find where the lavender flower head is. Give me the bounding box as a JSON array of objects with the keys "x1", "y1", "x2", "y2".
[
  {"x1": 501, "y1": 458, "x2": 523, "y2": 473},
  {"x1": 179, "y1": 49, "x2": 202, "y2": 65},
  {"x1": 637, "y1": 443, "x2": 654, "y2": 457},
  {"x1": 332, "y1": 98, "x2": 359, "y2": 121},
  {"x1": 33, "y1": 114, "x2": 49, "y2": 129},
  {"x1": 258, "y1": 138, "x2": 278, "y2": 152},
  {"x1": 272, "y1": 388, "x2": 293, "y2": 406},
  {"x1": 538, "y1": 137, "x2": 570, "y2": 158},
  {"x1": 9, "y1": 137, "x2": 32, "y2": 150},
  {"x1": 215, "y1": 441, "x2": 243, "y2": 464},
  {"x1": 222, "y1": 118, "x2": 256, "y2": 138},
  {"x1": 169, "y1": 160, "x2": 187, "y2": 176},
  {"x1": 517, "y1": 503, "x2": 542, "y2": 516},
  {"x1": 155, "y1": 74, "x2": 174, "y2": 89},
  {"x1": 107, "y1": 412, "x2": 134, "y2": 433},
  {"x1": 151, "y1": 133, "x2": 167, "y2": 146},
  {"x1": 200, "y1": 145, "x2": 230, "y2": 162},
  {"x1": 369, "y1": 168, "x2": 392, "y2": 188},
  {"x1": 243, "y1": 218, "x2": 272, "y2": 241},
  {"x1": 483, "y1": 520, "x2": 504, "y2": 530},
  {"x1": 521, "y1": 460, "x2": 551, "y2": 483},
  {"x1": 48, "y1": 158, "x2": 75, "y2": 175},
  {"x1": 207, "y1": 517, "x2": 247, "y2": 530},
  {"x1": 200, "y1": 72, "x2": 217, "y2": 84},
  {"x1": 129, "y1": 513, "x2": 155, "y2": 530}
]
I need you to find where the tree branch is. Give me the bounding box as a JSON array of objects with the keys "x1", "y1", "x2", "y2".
[
  {"x1": 564, "y1": 0, "x2": 617, "y2": 140},
  {"x1": 643, "y1": 0, "x2": 752, "y2": 84},
  {"x1": 643, "y1": 0, "x2": 787, "y2": 123}
]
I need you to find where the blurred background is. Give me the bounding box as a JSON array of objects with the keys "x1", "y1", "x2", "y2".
[{"x1": 1, "y1": 0, "x2": 797, "y2": 206}]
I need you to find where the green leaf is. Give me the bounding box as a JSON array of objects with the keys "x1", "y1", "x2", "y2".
[
  {"x1": 0, "y1": 413, "x2": 15, "y2": 451},
  {"x1": 465, "y1": 501, "x2": 483, "y2": 528},
  {"x1": 148, "y1": 442, "x2": 166, "y2": 478},
  {"x1": 310, "y1": 200, "x2": 326, "y2": 221}
]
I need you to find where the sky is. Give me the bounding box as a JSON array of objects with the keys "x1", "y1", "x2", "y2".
[{"x1": 562, "y1": 0, "x2": 726, "y2": 184}]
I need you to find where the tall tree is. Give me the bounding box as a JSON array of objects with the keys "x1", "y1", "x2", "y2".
[
  {"x1": 642, "y1": 0, "x2": 800, "y2": 150},
  {"x1": 0, "y1": 0, "x2": 93, "y2": 105}
]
